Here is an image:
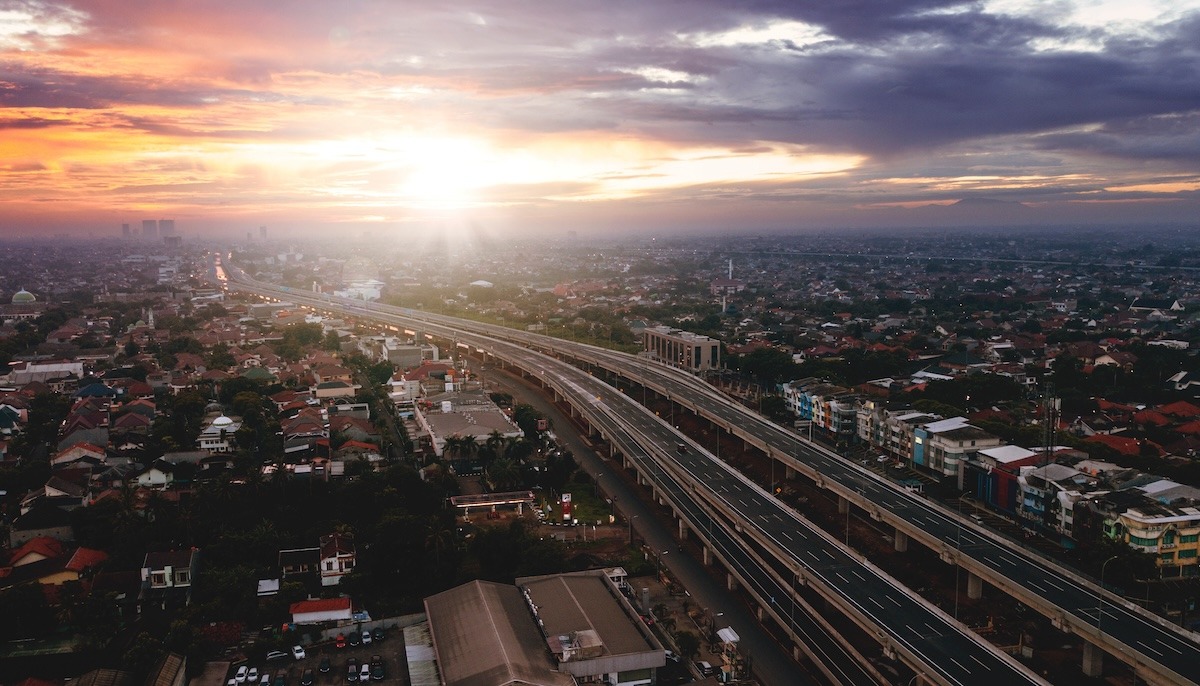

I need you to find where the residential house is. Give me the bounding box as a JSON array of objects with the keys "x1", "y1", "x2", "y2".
[
  {"x1": 319, "y1": 533, "x2": 355, "y2": 587},
  {"x1": 140, "y1": 549, "x2": 198, "y2": 611}
]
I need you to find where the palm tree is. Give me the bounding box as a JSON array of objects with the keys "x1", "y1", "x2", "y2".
[{"x1": 486, "y1": 457, "x2": 522, "y2": 492}]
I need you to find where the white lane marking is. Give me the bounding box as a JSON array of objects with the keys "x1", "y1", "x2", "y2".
[
  {"x1": 1138, "y1": 641, "x2": 1164, "y2": 657},
  {"x1": 868, "y1": 597, "x2": 884, "y2": 609},
  {"x1": 1155, "y1": 638, "x2": 1183, "y2": 654},
  {"x1": 887, "y1": 595, "x2": 901, "y2": 606},
  {"x1": 948, "y1": 658, "x2": 969, "y2": 674},
  {"x1": 970, "y1": 655, "x2": 989, "y2": 669}
]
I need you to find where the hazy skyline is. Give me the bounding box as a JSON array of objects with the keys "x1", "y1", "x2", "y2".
[{"x1": 2, "y1": 0, "x2": 1199, "y2": 238}]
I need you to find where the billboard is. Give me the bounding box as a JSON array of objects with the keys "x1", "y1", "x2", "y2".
[{"x1": 561, "y1": 493, "x2": 572, "y2": 522}]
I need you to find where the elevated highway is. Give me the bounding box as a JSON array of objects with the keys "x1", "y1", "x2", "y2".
[{"x1": 221, "y1": 261, "x2": 1051, "y2": 686}]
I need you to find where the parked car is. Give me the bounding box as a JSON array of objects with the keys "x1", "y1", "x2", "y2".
[
  {"x1": 234, "y1": 666, "x2": 248, "y2": 684},
  {"x1": 226, "y1": 679, "x2": 236, "y2": 686},
  {"x1": 246, "y1": 668, "x2": 259, "y2": 683},
  {"x1": 291, "y1": 645, "x2": 306, "y2": 661},
  {"x1": 266, "y1": 651, "x2": 289, "y2": 662},
  {"x1": 360, "y1": 629, "x2": 372, "y2": 646},
  {"x1": 346, "y1": 658, "x2": 359, "y2": 683},
  {"x1": 664, "y1": 650, "x2": 680, "y2": 663},
  {"x1": 335, "y1": 633, "x2": 346, "y2": 649},
  {"x1": 348, "y1": 631, "x2": 361, "y2": 647},
  {"x1": 359, "y1": 664, "x2": 370, "y2": 682},
  {"x1": 300, "y1": 669, "x2": 314, "y2": 686},
  {"x1": 694, "y1": 661, "x2": 714, "y2": 677},
  {"x1": 318, "y1": 656, "x2": 331, "y2": 674},
  {"x1": 371, "y1": 627, "x2": 385, "y2": 642},
  {"x1": 259, "y1": 674, "x2": 270, "y2": 686},
  {"x1": 272, "y1": 673, "x2": 286, "y2": 686},
  {"x1": 369, "y1": 656, "x2": 385, "y2": 681}
]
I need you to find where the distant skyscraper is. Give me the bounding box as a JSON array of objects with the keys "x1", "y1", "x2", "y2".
[
  {"x1": 122, "y1": 223, "x2": 130, "y2": 238},
  {"x1": 159, "y1": 219, "x2": 176, "y2": 236},
  {"x1": 142, "y1": 219, "x2": 157, "y2": 239},
  {"x1": 260, "y1": 226, "x2": 267, "y2": 239}
]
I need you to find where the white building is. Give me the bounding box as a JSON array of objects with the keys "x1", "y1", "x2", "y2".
[{"x1": 196, "y1": 415, "x2": 240, "y2": 453}]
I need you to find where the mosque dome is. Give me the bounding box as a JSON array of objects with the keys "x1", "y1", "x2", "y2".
[
  {"x1": 11, "y1": 289, "x2": 35, "y2": 304},
  {"x1": 213, "y1": 415, "x2": 235, "y2": 428}
]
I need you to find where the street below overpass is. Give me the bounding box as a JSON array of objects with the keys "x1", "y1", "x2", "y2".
[{"x1": 482, "y1": 363, "x2": 822, "y2": 686}]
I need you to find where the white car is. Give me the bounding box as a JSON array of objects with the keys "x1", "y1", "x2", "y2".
[
  {"x1": 234, "y1": 666, "x2": 248, "y2": 684},
  {"x1": 246, "y1": 668, "x2": 259, "y2": 683},
  {"x1": 361, "y1": 630, "x2": 372, "y2": 646},
  {"x1": 291, "y1": 645, "x2": 306, "y2": 661}
]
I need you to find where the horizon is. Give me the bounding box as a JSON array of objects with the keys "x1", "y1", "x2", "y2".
[{"x1": 3, "y1": 1, "x2": 1200, "y2": 237}]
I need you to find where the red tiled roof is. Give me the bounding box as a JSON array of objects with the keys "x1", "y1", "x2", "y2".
[
  {"x1": 66, "y1": 547, "x2": 108, "y2": 573},
  {"x1": 290, "y1": 597, "x2": 351, "y2": 615},
  {"x1": 1085, "y1": 434, "x2": 1144, "y2": 456},
  {"x1": 8, "y1": 536, "x2": 66, "y2": 565},
  {"x1": 1159, "y1": 401, "x2": 1200, "y2": 418}
]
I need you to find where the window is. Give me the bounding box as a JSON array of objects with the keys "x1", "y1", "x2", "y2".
[
  {"x1": 1160, "y1": 552, "x2": 1175, "y2": 561},
  {"x1": 150, "y1": 571, "x2": 168, "y2": 587},
  {"x1": 1181, "y1": 534, "x2": 1199, "y2": 543},
  {"x1": 1179, "y1": 549, "x2": 1197, "y2": 559},
  {"x1": 174, "y1": 569, "x2": 190, "y2": 585},
  {"x1": 1129, "y1": 535, "x2": 1157, "y2": 547}
]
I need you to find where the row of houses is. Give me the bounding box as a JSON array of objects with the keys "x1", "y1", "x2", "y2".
[{"x1": 784, "y1": 378, "x2": 1200, "y2": 577}]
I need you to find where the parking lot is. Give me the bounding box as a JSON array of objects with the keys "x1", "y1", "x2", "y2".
[{"x1": 227, "y1": 632, "x2": 407, "y2": 686}]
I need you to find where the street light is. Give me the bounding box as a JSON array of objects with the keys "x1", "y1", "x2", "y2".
[{"x1": 1099, "y1": 555, "x2": 1121, "y2": 634}]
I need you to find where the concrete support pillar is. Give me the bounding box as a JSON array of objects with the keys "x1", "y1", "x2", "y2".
[
  {"x1": 703, "y1": 546, "x2": 712, "y2": 566},
  {"x1": 894, "y1": 530, "x2": 909, "y2": 552},
  {"x1": 678, "y1": 519, "x2": 688, "y2": 540},
  {"x1": 1081, "y1": 641, "x2": 1104, "y2": 678},
  {"x1": 785, "y1": 465, "x2": 797, "y2": 479},
  {"x1": 838, "y1": 496, "x2": 849, "y2": 515},
  {"x1": 727, "y1": 573, "x2": 737, "y2": 592},
  {"x1": 792, "y1": 646, "x2": 804, "y2": 663},
  {"x1": 756, "y1": 606, "x2": 765, "y2": 621},
  {"x1": 967, "y1": 572, "x2": 983, "y2": 600}
]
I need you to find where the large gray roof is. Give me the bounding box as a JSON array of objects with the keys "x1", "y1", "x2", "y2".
[{"x1": 424, "y1": 580, "x2": 573, "y2": 686}]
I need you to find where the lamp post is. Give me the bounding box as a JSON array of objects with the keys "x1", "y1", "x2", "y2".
[{"x1": 1099, "y1": 555, "x2": 1121, "y2": 634}]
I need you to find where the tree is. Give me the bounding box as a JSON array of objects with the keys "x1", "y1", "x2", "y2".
[{"x1": 675, "y1": 631, "x2": 701, "y2": 660}]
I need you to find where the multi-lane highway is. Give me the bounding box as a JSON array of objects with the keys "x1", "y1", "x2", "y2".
[
  {"x1": 358, "y1": 298, "x2": 1200, "y2": 686},
  {"x1": 222, "y1": 262, "x2": 1051, "y2": 686}
]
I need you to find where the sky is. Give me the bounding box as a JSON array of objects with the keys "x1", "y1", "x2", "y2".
[{"x1": 2, "y1": 0, "x2": 1199, "y2": 238}]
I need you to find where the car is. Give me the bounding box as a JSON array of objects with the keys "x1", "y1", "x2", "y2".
[
  {"x1": 359, "y1": 664, "x2": 370, "y2": 682},
  {"x1": 265, "y1": 651, "x2": 289, "y2": 662},
  {"x1": 970, "y1": 513, "x2": 985, "y2": 524},
  {"x1": 318, "y1": 656, "x2": 331, "y2": 674},
  {"x1": 235, "y1": 666, "x2": 249, "y2": 684},
  {"x1": 695, "y1": 660, "x2": 714, "y2": 677},
  {"x1": 291, "y1": 645, "x2": 306, "y2": 661},
  {"x1": 246, "y1": 668, "x2": 259, "y2": 683},
  {"x1": 348, "y1": 631, "x2": 361, "y2": 647},
  {"x1": 259, "y1": 675, "x2": 270, "y2": 686},
  {"x1": 300, "y1": 669, "x2": 314, "y2": 686},
  {"x1": 640, "y1": 614, "x2": 655, "y2": 627},
  {"x1": 272, "y1": 673, "x2": 286, "y2": 686},
  {"x1": 664, "y1": 650, "x2": 680, "y2": 663},
  {"x1": 360, "y1": 629, "x2": 372, "y2": 646},
  {"x1": 370, "y1": 660, "x2": 385, "y2": 682},
  {"x1": 347, "y1": 658, "x2": 359, "y2": 683},
  {"x1": 371, "y1": 627, "x2": 385, "y2": 642},
  {"x1": 335, "y1": 633, "x2": 347, "y2": 649},
  {"x1": 676, "y1": 442, "x2": 688, "y2": 454},
  {"x1": 226, "y1": 679, "x2": 236, "y2": 686}
]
